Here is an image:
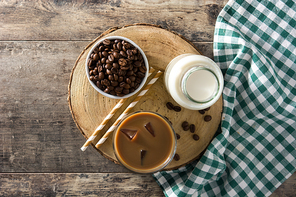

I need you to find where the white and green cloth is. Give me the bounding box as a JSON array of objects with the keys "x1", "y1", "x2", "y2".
[{"x1": 153, "y1": 0, "x2": 296, "y2": 196}]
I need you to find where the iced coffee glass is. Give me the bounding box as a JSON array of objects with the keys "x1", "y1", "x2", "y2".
[{"x1": 113, "y1": 111, "x2": 177, "y2": 173}]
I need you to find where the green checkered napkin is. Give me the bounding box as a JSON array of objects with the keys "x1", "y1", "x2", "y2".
[{"x1": 153, "y1": 0, "x2": 296, "y2": 196}]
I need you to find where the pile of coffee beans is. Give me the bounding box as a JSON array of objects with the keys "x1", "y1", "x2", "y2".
[{"x1": 87, "y1": 38, "x2": 147, "y2": 97}]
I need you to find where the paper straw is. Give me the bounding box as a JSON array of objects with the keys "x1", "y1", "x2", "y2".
[
  {"x1": 80, "y1": 68, "x2": 154, "y2": 151},
  {"x1": 95, "y1": 70, "x2": 163, "y2": 149},
  {"x1": 80, "y1": 99, "x2": 125, "y2": 151}
]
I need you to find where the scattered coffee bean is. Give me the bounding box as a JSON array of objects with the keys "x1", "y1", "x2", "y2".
[
  {"x1": 204, "y1": 115, "x2": 212, "y2": 122},
  {"x1": 193, "y1": 134, "x2": 199, "y2": 141},
  {"x1": 181, "y1": 121, "x2": 189, "y2": 128},
  {"x1": 189, "y1": 124, "x2": 195, "y2": 133},
  {"x1": 88, "y1": 38, "x2": 146, "y2": 97},
  {"x1": 183, "y1": 125, "x2": 190, "y2": 131},
  {"x1": 174, "y1": 153, "x2": 180, "y2": 161},
  {"x1": 198, "y1": 110, "x2": 205, "y2": 114},
  {"x1": 176, "y1": 133, "x2": 180, "y2": 140},
  {"x1": 173, "y1": 106, "x2": 181, "y2": 112},
  {"x1": 181, "y1": 121, "x2": 189, "y2": 131},
  {"x1": 166, "y1": 102, "x2": 174, "y2": 110},
  {"x1": 204, "y1": 107, "x2": 211, "y2": 111}
]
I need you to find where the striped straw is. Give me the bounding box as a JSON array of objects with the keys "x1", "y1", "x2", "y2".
[
  {"x1": 95, "y1": 70, "x2": 163, "y2": 149},
  {"x1": 80, "y1": 99, "x2": 125, "y2": 151},
  {"x1": 80, "y1": 68, "x2": 154, "y2": 151}
]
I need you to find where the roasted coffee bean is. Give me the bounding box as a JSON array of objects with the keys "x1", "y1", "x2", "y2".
[
  {"x1": 183, "y1": 124, "x2": 190, "y2": 131},
  {"x1": 105, "y1": 63, "x2": 112, "y2": 69},
  {"x1": 139, "y1": 65, "x2": 147, "y2": 73},
  {"x1": 98, "y1": 45, "x2": 104, "y2": 52},
  {"x1": 122, "y1": 88, "x2": 129, "y2": 95},
  {"x1": 134, "y1": 61, "x2": 141, "y2": 67},
  {"x1": 189, "y1": 124, "x2": 195, "y2": 133},
  {"x1": 137, "y1": 72, "x2": 145, "y2": 78},
  {"x1": 198, "y1": 110, "x2": 205, "y2": 114},
  {"x1": 108, "y1": 75, "x2": 114, "y2": 81},
  {"x1": 107, "y1": 86, "x2": 114, "y2": 90},
  {"x1": 111, "y1": 67, "x2": 118, "y2": 74},
  {"x1": 204, "y1": 115, "x2": 212, "y2": 122},
  {"x1": 173, "y1": 106, "x2": 181, "y2": 112},
  {"x1": 94, "y1": 75, "x2": 99, "y2": 81},
  {"x1": 93, "y1": 53, "x2": 99, "y2": 61},
  {"x1": 102, "y1": 51, "x2": 108, "y2": 57},
  {"x1": 106, "y1": 69, "x2": 112, "y2": 75},
  {"x1": 121, "y1": 66, "x2": 129, "y2": 71},
  {"x1": 126, "y1": 78, "x2": 132, "y2": 84},
  {"x1": 113, "y1": 74, "x2": 119, "y2": 81},
  {"x1": 115, "y1": 87, "x2": 123, "y2": 93},
  {"x1": 135, "y1": 78, "x2": 142, "y2": 83},
  {"x1": 117, "y1": 42, "x2": 122, "y2": 50},
  {"x1": 174, "y1": 154, "x2": 180, "y2": 161},
  {"x1": 126, "y1": 49, "x2": 133, "y2": 56},
  {"x1": 118, "y1": 76, "x2": 123, "y2": 82},
  {"x1": 181, "y1": 121, "x2": 189, "y2": 129},
  {"x1": 103, "y1": 39, "x2": 111, "y2": 45},
  {"x1": 166, "y1": 102, "x2": 174, "y2": 110},
  {"x1": 98, "y1": 72, "x2": 104, "y2": 80},
  {"x1": 120, "y1": 50, "x2": 127, "y2": 57},
  {"x1": 113, "y1": 63, "x2": 119, "y2": 69},
  {"x1": 104, "y1": 87, "x2": 110, "y2": 93},
  {"x1": 204, "y1": 107, "x2": 211, "y2": 111},
  {"x1": 103, "y1": 79, "x2": 110, "y2": 86},
  {"x1": 129, "y1": 76, "x2": 136, "y2": 81},
  {"x1": 132, "y1": 48, "x2": 138, "y2": 54},
  {"x1": 96, "y1": 81, "x2": 102, "y2": 89},
  {"x1": 120, "y1": 82, "x2": 126, "y2": 88},
  {"x1": 130, "y1": 88, "x2": 135, "y2": 92},
  {"x1": 108, "y1": 54, "x2": 114, "y2": 62},
  {"x1": 111, "y1": 81, "x2": 118, "y2": 87},
  {"x1": 176, "y1": 133, "x2": 180, "y2": 140},
  {"x1": 123, "y1": 83, "x2": 130, "y2": 89},
  {"x1": 193, "y1": 134, "x2": 199, "y2": 141},
  {"x1": 97, "y1": 65, "x2": 103, "y2": 72},
  {"x1": 127, "y1": 70, "x2": 134, "y2": 76},
  {"x1": 113, "y1": 51, "x2": 120, "y2": 59},
  {"x1": 101, "y1": 57, "x2": 106, "y2": 64}
]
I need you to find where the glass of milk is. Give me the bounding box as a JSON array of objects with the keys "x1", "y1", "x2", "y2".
[{"x1": 164, "y1": 54, "x2": 223, "y2": 110}]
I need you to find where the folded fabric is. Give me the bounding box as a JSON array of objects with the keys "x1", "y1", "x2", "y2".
[{"x1": 153, "y1": 0, "x2": 296, "y2": 196}]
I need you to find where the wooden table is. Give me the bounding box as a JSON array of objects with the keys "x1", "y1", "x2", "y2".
[{"x1": 0, "y1": 1, "x2": 295, "y2": 196}]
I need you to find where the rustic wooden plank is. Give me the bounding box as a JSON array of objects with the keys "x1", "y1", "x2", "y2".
[
  {"x1": 0, "y1": 172, "x2": 295, "y2": 196},
  {"x1": 0, "y1": 0, "x2": 227, "y2": 42},
  {"x1": 0, "y1": 41, "x2": 127, "y2": 173},
  {"x1": 0, "y1": 173, "x2": 164, "y2": 196}
]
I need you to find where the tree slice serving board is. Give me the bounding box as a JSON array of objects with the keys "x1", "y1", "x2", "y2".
[{"x1": 68, "y1": 24, "x2": 223, "y2": 170}]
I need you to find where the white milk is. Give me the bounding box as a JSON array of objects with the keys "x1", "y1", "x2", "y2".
[
  {"x1": 164, "y1": 54, "x2": 223, "y2": 110},
  {"x1": 184, "y1": 68, "x2": 218, "y2": 102}
]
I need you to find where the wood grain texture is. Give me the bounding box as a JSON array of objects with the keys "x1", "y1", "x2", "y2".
[
  {"x1": 0, "y1": 0, "x2": 295, "y2": 196},
  {"x1": 0, "y1": 172, "x2": 295, "y2": 197},
  {"x1": 0, "y1": 173, "x2": 164, "y2": 196},
  {"x1": 0, "y1": 0, "x2": 227, "y2": 42}
]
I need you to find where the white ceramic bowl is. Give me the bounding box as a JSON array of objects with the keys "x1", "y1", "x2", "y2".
[{"x1": 85, "y1": 36, "x2": 149, "y2": 99}]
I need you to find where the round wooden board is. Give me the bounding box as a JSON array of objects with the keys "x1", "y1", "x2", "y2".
[{"x1": 68, "y1": 24, "x2": 223, "y2": 170}]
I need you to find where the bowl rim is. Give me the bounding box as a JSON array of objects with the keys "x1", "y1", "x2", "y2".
[{"x1": 85, "y1": 36, "x2": 149, "y2": 99}]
